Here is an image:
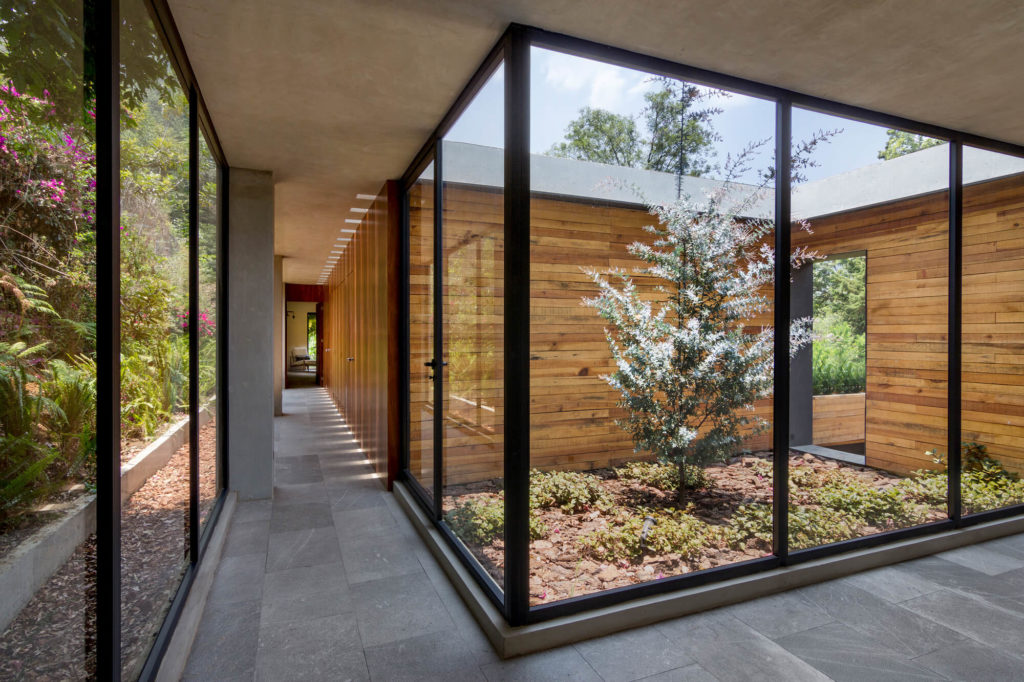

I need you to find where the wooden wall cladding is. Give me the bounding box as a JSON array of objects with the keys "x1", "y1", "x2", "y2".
[
  {"x1": 285, "y1": 283, "x2": 325, "y2": 302},
  {"x1": 434, "y1": 172, "x2": 1024, "y2": 484},
  {"x1": 962, "y1": 174, "x2": 1024, "y2": 476},
  {"x1": 323, "y1": 181, "x2": 396, "y2": 487},
  {"x1": 812, "y1": 393, "x2": 866, "y2": 445}
]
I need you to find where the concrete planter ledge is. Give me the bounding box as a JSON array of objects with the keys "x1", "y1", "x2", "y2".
[
  {"x1": 121, "y1": 406, "x2": 212, "y2": 504},
  {"x1": 0, "y1": 405, "x2": 213, "y2": 634}
]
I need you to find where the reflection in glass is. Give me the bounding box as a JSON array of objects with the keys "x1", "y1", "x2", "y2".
[
  {"x1": 197, "y1": 133, "x2": 219, "y2": 530},
  {"x1": 119, "y1": 0, "x2": 191, "y2": 674},
  {"x1": 789, "y1": 109, "x2": 948, "y2": 550},
  {"x1": 961, "y1": 147, "x2": 1024, "y2": 515},
  {"x1": 528, "y1": 47, "x2": 776, "y2": 605},
  {"x1": 408, "y1": 163, "x2": 436, "y2": 499},
  {"x1": 440, "y1": 65, "x2": 505, "y2": 590},
  {"x1": 0, "y1": 3, "x2": 97, "y2": 677}
]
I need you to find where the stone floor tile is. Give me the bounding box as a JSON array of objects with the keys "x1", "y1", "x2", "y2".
[
  {"x1": 352, "y1": 572, "x2": 456, "y2": 648},
  {"x1": 208, "y1": 554, "x2": 265, "y2": 605},
  {"x1": 481, "y1": 646, "x2": 602, "y2": 682},
  {"x1": 900, "y1": 588, "x2": 1024, "y2": 650},
  {"x1": 262, "y1": 561, "x2": 349, "y2": 603},
  {"x1": 914, "y1": 638, "x2": 1024, "y2": 681},
  {"x1": 184, "y1": 599, "x2": 261, "y2": 680},
  {"x1": 334, "y1": 505, "x2": 399, "y2": 541},
  {"x1": 659, "y1": 610, "x2": 830, "y2": 682},
  {"x1": 233, "y1": 499, "x2": 273, "y2": 524},
  {"x1": 799, "y1": 580, "x2": 964, "y2": 657},
  {"x1": 266, "y1": 526, "x2": 342, "y2": 572},
  {"x1": 938, "y1": 543, "x2": 1024, "y2": 576},
  {"x1": 270, "y1": 501, "x2": 334, "y2": 533},
  {"x1": 634, "y1": 664, "x2": 718, "y2": 682},
  {"x1": 842, "y1": 564, "x2": 943, "y2": 603},
  {"x1": 260, "y1": 587, "x2": 354, "y2": 626},
  {"x1": 776, "y1": 621, "x2": 944, "y2": 681},
  {"x1": 364, "y1": 631, "x2": 487, "y2": 681},
  {"x1": 339, "y1": 533, "x2": 425, "y2": 584},
  {"x1": 575, "y1": 626, "x2": 694, "y2": 681},
  {"x1": 727, "y1": 589, "x2": 834, "y2": 639},
  {"x1": 222, "y1": 519, "x2": 271, "y2": 558},
  {"x1": 273, "y1": 481, "x2": 329, "y2": 504}
]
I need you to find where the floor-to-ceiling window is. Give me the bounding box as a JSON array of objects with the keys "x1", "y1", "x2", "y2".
[
  {"x1": 0, "y1": 2, "x2": 97, "y2": 676},
  {"x1": 0, "y1": 1, "x2": 228, "y2": 677},
  {"x1": 401, "y1": 24, "x2": 1024, "y2": 628}
]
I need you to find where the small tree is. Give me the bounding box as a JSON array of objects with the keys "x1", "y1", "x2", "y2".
[{"x1": 585, "y1": 183, "x2": 814, "y2": 503}]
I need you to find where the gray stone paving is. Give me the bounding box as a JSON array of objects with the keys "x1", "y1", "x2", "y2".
[{"x1": 184, "y1": 385, "x2": 1024, "y2": 681}]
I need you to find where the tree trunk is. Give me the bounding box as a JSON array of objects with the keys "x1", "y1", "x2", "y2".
[{"x1": 675, "y1": 449, "x2": 687, "y2": 505}]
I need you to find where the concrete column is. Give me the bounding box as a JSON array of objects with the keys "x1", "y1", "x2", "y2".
[
  {"x1": 273, "y1": 255, "x2": 284, "y2": 416},
  {"x1": 227, "y1": 168, "x2": 274, "y2": 500},
  {"x1": 790, "y1": 263, "x2": 814, "y2": 445}
]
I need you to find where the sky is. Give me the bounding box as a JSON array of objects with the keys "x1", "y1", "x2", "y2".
[{"x1": 444, "y1": 47, "x2": 944, "y2": 186}]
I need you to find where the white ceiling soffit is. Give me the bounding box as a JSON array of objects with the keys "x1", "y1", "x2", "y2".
[{"x1": 167, "y1": 0, "x2": 1024, "y2": 284}]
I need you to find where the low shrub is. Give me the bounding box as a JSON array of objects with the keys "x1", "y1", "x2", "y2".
[
  {"x1": 582, "y1": 508, "x2": 715, "y2": 562},
  {"x1": 445, "y1": 496, "x2": 548, "y2": 545},
  {"x1": 921, "y1": 441, "x2": 1024, "y2": 512},
  {"x1": 725, "y1": 502, "x2": 860, "y2": 550},
  {"x1": 445, "y1": 498, "x2": 504, "y2": 545},
  {"x1": 530, "y1": 469, "x2": 611, "y2": 513},
  {"x1": 615, "y1": 461, "x2": 711, "y2": 492},
  {"x1": 809, "y1": 475, "x2": 914, "y2": 527}
]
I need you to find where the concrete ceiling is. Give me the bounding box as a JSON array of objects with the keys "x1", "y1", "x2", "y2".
[{"x1": 167, "y1": 0, "x2": 1024, "y2": 284}]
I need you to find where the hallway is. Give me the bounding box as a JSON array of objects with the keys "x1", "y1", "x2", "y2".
[{"x1": 184, "y1": 385, "x2": 1024, "y2": 681}]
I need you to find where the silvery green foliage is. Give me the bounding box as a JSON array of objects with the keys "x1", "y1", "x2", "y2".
[{"x1": 584, "y1": 185, "x2": 814, "y2": 478}]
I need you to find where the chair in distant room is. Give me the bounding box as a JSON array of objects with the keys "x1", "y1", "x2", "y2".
[{"x1": 289, "y1": 346, "x2": 315, "y2": 373}]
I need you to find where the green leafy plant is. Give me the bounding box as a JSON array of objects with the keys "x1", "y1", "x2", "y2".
[
  {"x1": 445, "y1": 496, "x2": 548, "y2": 545},
  {"x1": 530, "y1": 469, "x2": 611, "y2": 513},
  {"x1": 725, "y1": 502, "x2": 860, "y2": 551},
  {"x1": 582, "y1": 507, "x2": 716, "y2": 562},
  {"x1": 808, "y1": 475, "x2": 915, "y2": 527},
  {"x1": 446, "y1": 498, "x2": 505, "y2": 545},
  {"x1": 614, "y1": 460, "x2": 710, "y2": 492},
  {"x1": 812, "y1": 314, "x2": 865, "y2": 395}
]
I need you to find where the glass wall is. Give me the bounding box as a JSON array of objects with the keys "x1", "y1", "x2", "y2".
[
  {"x1": 198, "y1": 132, "x2": 219, "y2": 529},
  {"x1": 120, "y1": 0, "x2": 192, "y2": 674},
  {"x1": 401, "y1": 24, "x2": 1024, "y2": 628},
  {"x1": 788, "y1": 109, "x2": 948, "y2": 550},
  {"x1": 408, "y1": 162, "x2": 436, "y2": 499},
  {"x1": 439, "y1": 64, "x2": 505, "y2": 590},
  {"x1": 961, "y1": 147, "x2": 1024, "y2": 515},
  {"x1": 0, "y1": 2, "x2": 97, "y2": 676},
  {"x1": 527, "y1": 47, "x2": 776, "y2": 604}
]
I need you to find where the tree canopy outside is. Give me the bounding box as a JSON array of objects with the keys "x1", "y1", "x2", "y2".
[
  {"x1": 548, "y1": 77, "x2": 720, "y2": 177},
  {"x1": 877, "y1": 129, "x2": 942, "y2": 161}
]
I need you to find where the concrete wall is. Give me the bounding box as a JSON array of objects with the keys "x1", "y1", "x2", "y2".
[
  {"x1": 227, "y1": 168, "x2": 275, "y2": 500},
  {"x1": 273, "y1": 255, "x2": 284, "y2": 416}
]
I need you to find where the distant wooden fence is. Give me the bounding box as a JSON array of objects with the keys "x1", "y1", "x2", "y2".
[{"x1": 812, "y1": 393, "x2": 866, "y2": 445}]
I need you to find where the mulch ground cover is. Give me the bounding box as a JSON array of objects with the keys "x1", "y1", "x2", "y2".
[
  {"x1": 0, "y1": 419, "x2": 218, "y2": 680},
  {"x1": 443, "y1": 450, "x2": 945, "y2": 605}
]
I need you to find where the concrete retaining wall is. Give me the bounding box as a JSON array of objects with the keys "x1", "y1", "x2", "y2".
[{"x1": 0, "y1": 406, "x2": 212, "y2": 633}]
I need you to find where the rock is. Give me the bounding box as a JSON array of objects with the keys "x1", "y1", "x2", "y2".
[
  {"x1": 533, "y1": 540, "x2": 553, "y2": 550},
  {"x1": 596, "y1": 565, "x2": 620, "y2": 582}
]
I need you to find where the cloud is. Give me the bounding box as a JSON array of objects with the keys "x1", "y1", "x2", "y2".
[{"x1": 539, "y1": 49, "x2": 650, "y2": 116}]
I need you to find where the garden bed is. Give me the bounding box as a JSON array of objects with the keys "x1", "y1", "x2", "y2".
[
  {"x1": 442, "y1": 451, "x2": 960, "y2": 605},
  {"x1": 0, "y1": 418, "x2": 218, "y2": 679}
]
